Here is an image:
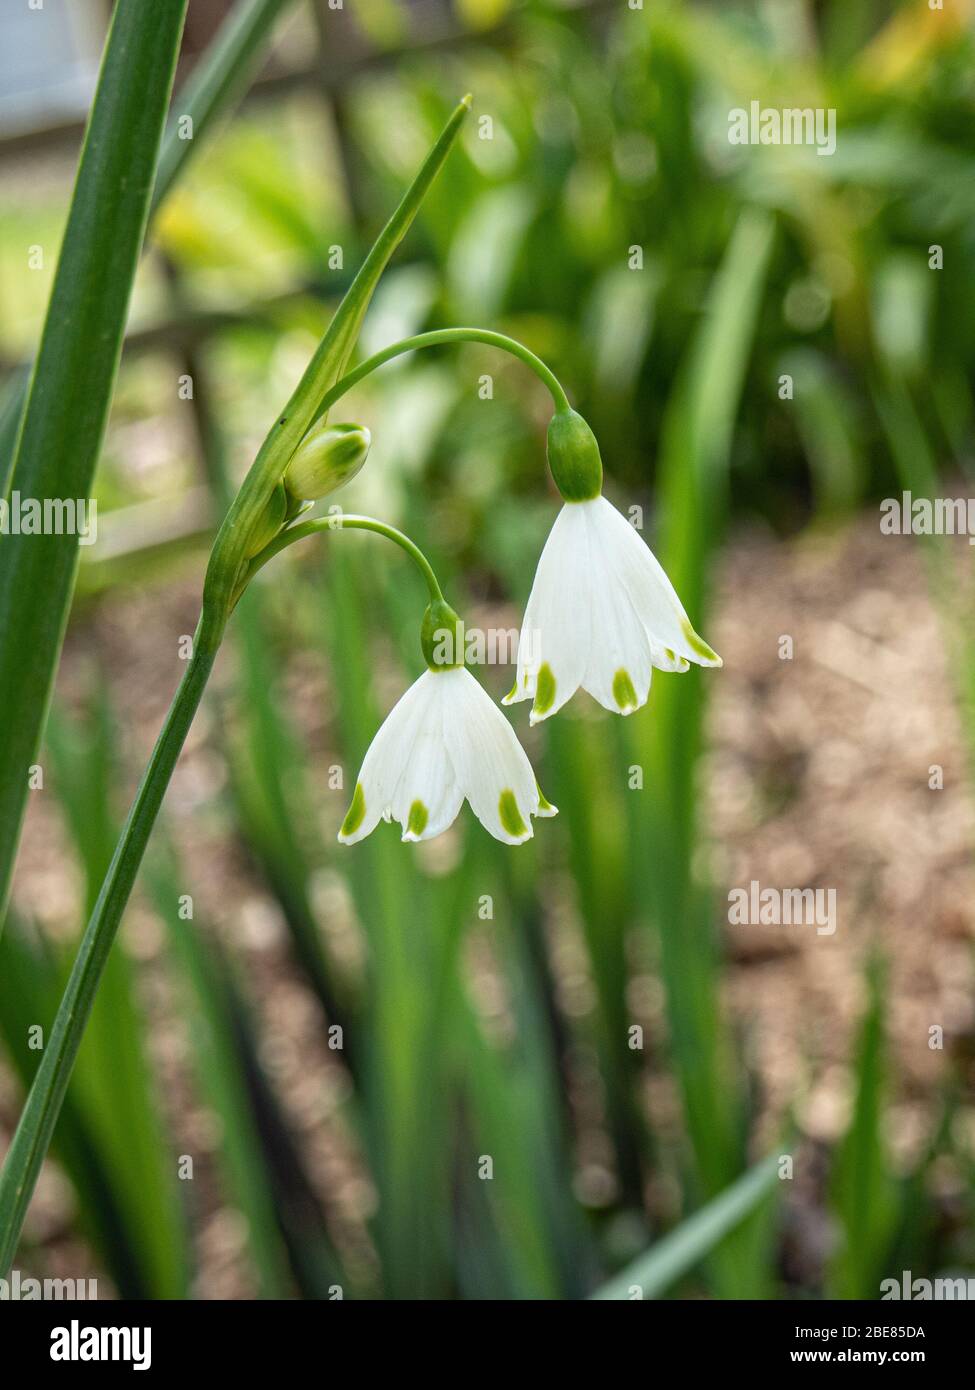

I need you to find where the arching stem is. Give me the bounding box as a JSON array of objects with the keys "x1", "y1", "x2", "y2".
[
  {"x1": 239, "y1": 514, "x2": 445, "y2": 604},
  {"x1": 310, "y1": 327, "x2": 572, "y2": 421}
]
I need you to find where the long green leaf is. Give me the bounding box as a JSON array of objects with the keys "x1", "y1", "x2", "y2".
[
  {"x1": 45, "y1": 696, "x2": 190, "y2": 1297},
  {"x1": 0, "y1": 0, "x2": 188, "y2": 922},
  {"x1": 592, "y1": 1153, "x2": 781, "y2": 1300},
  {"x1": 152, "y1": 0, "x2": 297, "y2": 215},
  {"x1": 629, "y1": 209, "x2": 775, "y2": 1297}
]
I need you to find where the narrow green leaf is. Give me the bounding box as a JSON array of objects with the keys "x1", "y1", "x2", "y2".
[
  {"x1": 828, "y1": 963, "x2": 899, "y2": 1299},
  {"x1": 0, "y1": 917, "x2": 149, "y2": 1296},
  {"x1": 627, "y1": 209, "x2": 776, "y2": 1297},
  {"x1": 592, "y1": 1153, "x2": 781, "y2": 1300},
  {"x1": 45, "y1": 696, "x2": 190, "y2": 1297},
  {"x1": 0, "y1": 0, "x2": 188, "y2": 922},
  {"x1": 152, "y1": 0, "x2": 297, "y2": 215},
  {"x1": 145, "y1": 847, "x2": 296, "y2": 1298}
]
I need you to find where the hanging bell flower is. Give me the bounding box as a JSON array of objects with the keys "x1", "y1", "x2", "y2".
[{"x1": 503, "y1": 409, "x2": 720, "y2": 724}]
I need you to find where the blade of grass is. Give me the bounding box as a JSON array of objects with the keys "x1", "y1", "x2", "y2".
[
  {"x1": 0, "y1": 0, "x2": 188, "y2": 923},
  {"x1": 827, "y1": 961, "x2": 900, "y2": 1299},
  {"x1": 628, "y1": 209, "x2": 775, "y2": 1296},
  {"x1": 152, "y1": 0, "x2": 297, "y2": 215},
  {"x1": 0, "y1": 916, "x2": 150, "y2": 1296},
  {"x1": 145, "y1": 845, "x2": 294, "y2": 1298},
  {"x1": 45, "y1": 694, "x2": 190, "y2": 1297},
  {"x1": 591, "y1": 1152, "x2": 781, "y2": 1299},
  {"x1": 545, "y1": 714, "x2": 648, "y2": 1208}
]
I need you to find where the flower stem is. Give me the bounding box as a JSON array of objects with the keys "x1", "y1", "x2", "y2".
[
  {"x1": 309, "y1": 327, "x2": 573, "y2": 419},
  {"x1": 0, "y1": 615, "x2": 222, "y2": 1277},
  {"x1": 240, "y1": 514, "x2": 445, "y2": 604}
]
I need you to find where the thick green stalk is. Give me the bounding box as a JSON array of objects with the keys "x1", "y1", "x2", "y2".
[{"x1": 0, "y1": 617, "x2": 221, "y2": 1278}]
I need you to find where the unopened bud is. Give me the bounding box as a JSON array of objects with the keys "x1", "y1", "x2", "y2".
[{"x1": 284, "y1": 422, "x2": 370, "y2": 502}]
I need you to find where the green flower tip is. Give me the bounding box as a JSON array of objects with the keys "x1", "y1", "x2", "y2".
[
  {"x1": 404, "y1": 799, "x2": 429, "y2": 840},
  {"x1": 421, "y1": 598, "x2": 465, "y2": 671},
  {"x1": 612, "y1": 668, "x2": 639, "y2": 713},
  {"x1": 680, "y1": 617, "x2": 722, "y2": 667},
  {"x1": 530, "y1": 662, "x2": 556, "y2": 722},
  {"x1": 536, "y1": 783, "x2": 558, "y2": 817},
  {"x1": 546, "y1": 409, "x2": 603, "y2": 503},
  {"x1": 339, "y1": 782, "x2": 366, "y2": 840},
  {"x1": 498, "y1": 789, "x2": 530, "y2": 841},
  {"x1": 284, "y1": 422, "x2": 371, "y2": 503}
]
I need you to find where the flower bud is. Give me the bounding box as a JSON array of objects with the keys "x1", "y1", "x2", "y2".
[
  {"x1": 546, "y1": 409, "x2": 603, "y2": 503},
  {"x1": 284, "y1": 421, "x2": 371, "y2": 502}
]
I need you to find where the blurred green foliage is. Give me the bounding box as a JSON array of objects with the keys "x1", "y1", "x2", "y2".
[{"x1": 2, "y1": 0, "x2": 974, "y2": 1298}]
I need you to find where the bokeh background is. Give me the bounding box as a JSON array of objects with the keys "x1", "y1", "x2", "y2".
[{"x1": 2, "y1": 0, "x2": 974, "y2": 1299}]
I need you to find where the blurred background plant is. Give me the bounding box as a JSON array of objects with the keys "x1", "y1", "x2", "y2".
[{"x1": 1, "y1": 0, "x2": 974, "y2": 1298}]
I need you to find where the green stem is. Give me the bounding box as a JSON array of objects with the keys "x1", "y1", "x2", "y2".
[
  {"x1": 0, "y1": 615, "x2": 222, "y2": 1278},
  {"x1": 309, "y1": 327, "x2": 572, "y2": 420},
  {"x1": 241, "y1": 514, "x2": 444, "y2": 602}
]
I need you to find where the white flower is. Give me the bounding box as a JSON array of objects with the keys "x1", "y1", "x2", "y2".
[
  {"x1": 504, "y1": 495, "x2": 721, "y2": 724},
  {"x1": 338, "y1": 666, "x2": 557, "y2": 846}
]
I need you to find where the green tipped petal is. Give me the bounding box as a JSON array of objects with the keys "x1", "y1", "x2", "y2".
[
  {"x1": 536, "y1": 783, "x2": 558, "y2": 817},
  {"x1": 612, "y1": 667, "x2": 639, "y2": 713},
  {"x1": 340, "y1": 782, "x2": 366, "y2": 838},
  {"x1": 406, "y1": 799, "x2": 429, "y2": 838},
  {"x1": 680, "y1": 617, "x2": 722, "y2": 666},
  {"x1": 533, "y1": 662, "x2": 557, "y2": 718},
  {"x1": 498, "y1": 788, "x2": 529, "y2": 839}
]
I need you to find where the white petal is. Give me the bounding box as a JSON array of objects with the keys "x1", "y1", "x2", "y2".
[
  {"x1": 504, "y1": 502, "x2": 592, "y2": 724},
  {"x1": 388, "y1": 676, "x2": 464, "y2": 841},
  {"x1": 587, "y1": 496, "x2": 721, "y2": 667},
  {"x1": 650, "y1": 642, "x2": 690, "y2": 673},
  {"x1": 579, "y1": 533, "x2": 654, "y2": 715},
  {"x1": 338, "y1": 672, "x2": 460, "y2": 844},
  {"x1": 445, "y1": 668, "x2": 545, "y2": 844}
]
